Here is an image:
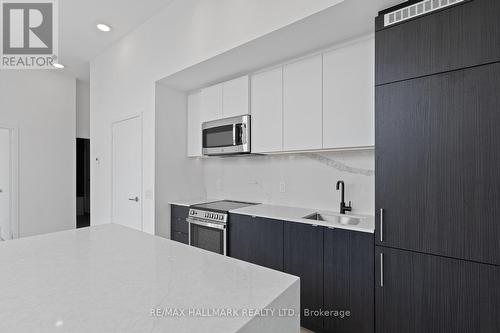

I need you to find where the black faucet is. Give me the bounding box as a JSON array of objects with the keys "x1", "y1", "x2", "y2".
[{"x1": 336, "y1": 180, "x2": 352, "y2": 214}]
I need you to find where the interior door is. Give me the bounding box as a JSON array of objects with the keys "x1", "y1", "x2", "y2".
[
  {"x1": 112, "y1": 116, "x2": 142, "y2": 231},
  {"x1": 0, "y1": 129, "x2": 11, "y2": 240}
]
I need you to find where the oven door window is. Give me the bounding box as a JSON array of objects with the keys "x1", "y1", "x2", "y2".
[
  {"x1": 203, "y1": 124, "x2": 244, "y2": 148},
  {"x1": 190, "y1": 223, "x2": 225, "y2": 255}
]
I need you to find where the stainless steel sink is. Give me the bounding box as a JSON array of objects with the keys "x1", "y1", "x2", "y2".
[{"x1": 303, "y1": 213, "x2": 362, "y2": 226}]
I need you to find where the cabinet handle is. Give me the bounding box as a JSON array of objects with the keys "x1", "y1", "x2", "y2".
[
  {"x1": 380, "y1": 208, "x2": 384, "y2": 242},
  {"x1": 380, "y1": 253, "x2": 384, "y2": 288}
]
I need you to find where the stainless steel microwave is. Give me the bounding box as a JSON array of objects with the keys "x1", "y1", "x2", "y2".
[{"x1": 202, "y1": 115, "x2": 251, "y2": 156}]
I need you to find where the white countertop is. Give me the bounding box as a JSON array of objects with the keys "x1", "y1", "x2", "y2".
[
  {"x1": 0, "y1": 224, "x2": 299, "y2": 333},
  {"x1": 168, "y1": 198, "x2": 219, "y2": 207},
  {"x1": 230, "y1": 204, "x2": 375, "y2": 234},
  {"x1": 169, "y1": 198, "x2": 374, "y2": 233}
]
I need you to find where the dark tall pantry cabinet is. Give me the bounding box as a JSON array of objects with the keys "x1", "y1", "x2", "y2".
[{"x1": 375, "y1": 1, "x2": 500, "y2": 332}]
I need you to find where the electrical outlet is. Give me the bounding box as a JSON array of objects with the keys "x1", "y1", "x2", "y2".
[{"x1": 279, "y1": 182, "x2": 286, "y2": 193}]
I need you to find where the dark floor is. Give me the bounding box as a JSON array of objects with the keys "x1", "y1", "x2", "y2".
[{"x1": 77, "y1": 214, "x2": 90, "y2": 229}]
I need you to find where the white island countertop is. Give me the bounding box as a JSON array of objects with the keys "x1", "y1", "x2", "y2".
[{"x1": 0, "y1": 224, "x2": 299, "y2": 333}]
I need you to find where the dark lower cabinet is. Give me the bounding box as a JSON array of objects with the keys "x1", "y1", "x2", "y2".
[
  {"x1": 171, "y1": 230, "x2": 188, "y2": 245},
  {"x1": 324, "y1": 229, "x2": 374, "y2": 333},
  {"x1": 228, "y1": 214, "x2": 284, "y2": 271},
  {"x1": 284, "y1": 222, "x2": 324, "y2": 331},
  {"x1": 171, "y1": 204, "x2": 189, "y2": 245},
  {"x1": 375, "y1": 247, "x2": 500, "y2": 333}
]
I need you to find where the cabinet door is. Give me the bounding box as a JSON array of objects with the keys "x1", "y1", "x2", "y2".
[
  {"x1": 376, "y1": 70, "x2": 466, "y2": 259},
  {"x1": 222, "y1": 76, "x2": 249, "y2": 118},
  {"x1": 323, "y1": 37, "x2": 374, "y2": 149},
  {"x1": 375, "y1": 247, "x2": 500, "y2": 333},
  {"x1": 200, "y1": 84, "x2": 223, "y2": 122},
  {"x1": 376, "y1": 64, "x2": 500, "y2": 265},
  {"x1": 171, "y1": 231, "x2": 188, "y2": 245},
  {"x1": 462, "y1": 63, "x2": 500, "y2": 265},
  {"x1": 187, "y1": 92, "x2": 202, "y2": 157},
  {"x1": 228, "y1": 214, "x2": 283, "y2": 271},
  {"x1": 284, "y1": 222, "x2": 324, "y2": 331},
  {"x1": 283, "y1": 55, "x2": 323, "y2": 151},
  {"x1": 251, "y1": 67, "x2": 283, "y2": 153},
  {"x1": 375, "y1": 0, "x2": 500, "y2": 85},
  {"x1": 324, "y1": 228, "x2": 374, "y2": 333},
  {"x1": 171, "y1": 205, "x2": 189, "y2": 244}
]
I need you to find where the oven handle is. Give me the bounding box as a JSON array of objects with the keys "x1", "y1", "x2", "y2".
[{"x1": 186, "y1": 218, "x2": 227, "y2": 230}]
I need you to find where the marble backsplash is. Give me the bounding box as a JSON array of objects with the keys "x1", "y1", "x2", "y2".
[{"x1": 202, "y1": 150, "x2": 375, "y2": 215}]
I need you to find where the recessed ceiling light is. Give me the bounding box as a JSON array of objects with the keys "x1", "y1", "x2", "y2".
[
  {"x1": 53, "y1": 63, "x2": 65, "y2": 69},
  {"x1": 96, "y1": 23, "x2": 112, "y2": 32}
]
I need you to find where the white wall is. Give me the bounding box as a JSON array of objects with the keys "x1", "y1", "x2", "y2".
[
  {"x1": 155, "y1": 84, "x2": 204, "y2": 238},
  {"x1": 0, "y1": 71, "x2": 76, "y2": 237},
  {"x1": 91, "y1": 0, "x2": 345, "y2": 233},
  {"x1": 76, "y1": 80, "x2": 90, "y2": 139},
  {"x1": 203, "y1": 151, "x2": 375, "y2": 215}
]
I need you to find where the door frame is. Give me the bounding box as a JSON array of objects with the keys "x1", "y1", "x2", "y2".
[
  {"x1": 0, "y1": 124, "x2": 19, "y2": 239},
  {"x1": 110, "y1": 114, "x2": 143, "y2": 230}
]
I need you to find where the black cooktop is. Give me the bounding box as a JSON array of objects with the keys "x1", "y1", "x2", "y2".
[{"x1": 191, "y1": 200, "x2": 258, "y2": 213}]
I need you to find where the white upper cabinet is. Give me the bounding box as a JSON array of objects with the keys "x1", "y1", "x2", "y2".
[
  {"x1": 188, "y1": 36, "x2": 375, "y2": 157},
  {"x1": 283, "y1": 55, "x2": 323, "y2": 151},
  {"x1": 222, "y1": 76, "x2": 249, "y2": 118},
  {"x1": 323, "y1": 37, "x2": 375, "y2": 149},
  {"x1": 200, "y1": 84, "x2": 223, "y2": 122},
  {"x1": 187, "y1": 92, "x2": 202, "y2": 157},
  {"x1": 251, "y1": 67, "x2": 283, "y2": 153}
]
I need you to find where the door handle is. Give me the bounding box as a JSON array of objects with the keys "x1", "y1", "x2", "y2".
[{"x1": 128, "y1": 197, "x2": 139, "y2": 202}]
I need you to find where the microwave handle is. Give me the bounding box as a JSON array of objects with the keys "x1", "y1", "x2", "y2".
[
  {"x1": 240, "y1": 124, "x2": 247, "y2": 144},
  {"x1": 232, "y1": 124, "x2": 237, "y2": 146},
  {"x1": 233, "y1": 124, "x2": 247, "y2": 145}
]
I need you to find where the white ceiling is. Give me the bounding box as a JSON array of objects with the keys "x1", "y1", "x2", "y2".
[
  {"x1": 55, "y1": 0, "x2": 402, "y2": 83},
  {"x1": 57, "y1": 0, "x2": 176, "y2": 81},
  {"x1": 160, "y1": 0, "x2": 402, "y2": 91}
]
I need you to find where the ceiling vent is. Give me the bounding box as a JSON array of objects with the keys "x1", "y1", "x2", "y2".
[{"x1": 384, "y1": 0, "x2": 464, "y2": 27}]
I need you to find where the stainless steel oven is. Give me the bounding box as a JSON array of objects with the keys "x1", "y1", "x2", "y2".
[
  {"x1": 187, "y1": 212, "x2": 227, "y2": 256},
  {"x1": 187, "y1": 200, "x2": 259, "y2": 255},
  {"x1": 202, "y1": 115, "x2": 251, "y2": 156}
]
